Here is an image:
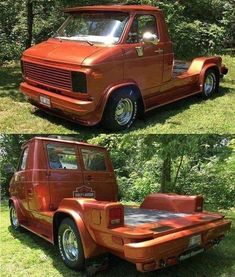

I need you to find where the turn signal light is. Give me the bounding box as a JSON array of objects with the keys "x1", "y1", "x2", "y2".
[{"x1": 109, "y1": 207, "x2": 123, "y2": 226}]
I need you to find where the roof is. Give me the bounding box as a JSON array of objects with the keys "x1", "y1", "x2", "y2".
[
  {"x1": 23, "y1": 137, "x2": 106, "y2": 149},
  {"x1": 64, "y1": 5, "x2": 160, "y2": 13}
]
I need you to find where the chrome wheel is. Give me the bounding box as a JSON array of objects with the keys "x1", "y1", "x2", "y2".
[
  {"x1": 62, "y1": 228, "x2": 79, "y2": 262},
  {"x1": 115, "y1": 98, "x2": 134, "y2": 126},
  {"x1": 11, "y1": 206, "x2": 19, "y2": 228},
  {"x1": 204, "y1": 73, "x2": 216, "y2": 96}
]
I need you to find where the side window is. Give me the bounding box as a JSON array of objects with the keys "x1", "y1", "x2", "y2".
[
  {"x1": 19, "y1": 147, "x2": 29, "y2": 171},
  {"x1": 126, "y1": 15, "x2": 157, "y2": 44},
  {"x1": 81, "y1": 148, "x2": 107, "y2": 171},
  {"x1": 47, "y1": 144, "x2": 78, "y2": 170}
]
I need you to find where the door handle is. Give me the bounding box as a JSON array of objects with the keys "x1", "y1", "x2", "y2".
[{"x1": 155, "y1": 49, "x2": 164, "y2": 54}]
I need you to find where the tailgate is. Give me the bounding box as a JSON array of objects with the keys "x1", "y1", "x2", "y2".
[{"x1": 124, "y1": 219, "x2": 231, "y2": 265}]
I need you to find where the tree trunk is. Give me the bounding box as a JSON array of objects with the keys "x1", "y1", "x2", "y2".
[
  {"x1": 174, "y1": 154, "x2": 184, "y2": 188},
  {"x1": 161, "y1": 156, "x2": 171, "y2": 193},
  {"x1": 26, "y1": 0, "x2": 34, "y2": 49}
]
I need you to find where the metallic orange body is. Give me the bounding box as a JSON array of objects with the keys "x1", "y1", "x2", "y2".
[
  {"x1": 20, "y1": 5, "x2": 228, "y2": 126},
  {"x1": 9, "y1": 137, "x2": 231, "y2": 272}
]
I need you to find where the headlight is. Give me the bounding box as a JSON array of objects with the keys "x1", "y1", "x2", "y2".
[{"x1": 71, "y1": 72, "x2": 87, "y2": 93}]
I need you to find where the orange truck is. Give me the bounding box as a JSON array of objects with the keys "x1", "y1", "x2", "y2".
[
  {"x1": 20, "y1": 5, "x2": 228, "y2": 131},
  {"x1": 9, "y1": 137, "x2": 231, "y2": 272}
]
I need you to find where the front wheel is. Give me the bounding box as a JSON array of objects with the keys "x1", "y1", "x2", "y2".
[
  {"x1": 58, "y1": 218, "x2": 85, "y2": 271},
  {"x1": 102, "y1": 88, "x2": 138, "y2": 131},
  {"x1": 202, "y1": 69, "x2": 219, "y2": 99}
]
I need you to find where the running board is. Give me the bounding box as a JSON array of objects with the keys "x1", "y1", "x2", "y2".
[
  {"x1": 20, "y1": 223, "x2": 53, "y2": 243},
  {"x1": 146, "y1": 89, "x2": 201, "y2": 112}
]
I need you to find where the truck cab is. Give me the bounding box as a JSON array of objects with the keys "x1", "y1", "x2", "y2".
[
  {"x1": 20, "y1": 5, "x2": 228, "y2": 131},
  {"x1": 9, "y1": 137, "x2": 231, "y2": 272}
]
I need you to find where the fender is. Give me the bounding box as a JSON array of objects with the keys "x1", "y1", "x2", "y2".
[
  {"x1": 96, "y1": 80, "x2": 145, "y2": 120},
  {"x1": 53, "y1": 202, "x2": 104, "y2": 259},
  {"x1": 9, "y1": 197, "x2": 26, "y2": 224},
  {"x1": 188, "y1": 57, "x2": 222, "y2": 91},
  {"x1": 198, "y1": 63, "x2": 220, "y2": 91}
]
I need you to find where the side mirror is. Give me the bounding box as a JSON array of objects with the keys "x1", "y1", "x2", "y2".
[
  {"x1": 4, "y1": 164, "x2": 16, "y2": 174},
  {"x1": 143, "y1": 32, "x2": 159, "y2": 45}
]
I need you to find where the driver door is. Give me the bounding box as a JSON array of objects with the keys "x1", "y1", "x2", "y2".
[{"x1": 122, "y1": 14, "x2": 164, "y2": 96}]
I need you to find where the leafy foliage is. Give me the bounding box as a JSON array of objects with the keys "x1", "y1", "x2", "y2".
[
  {"x1": 0, "y1": 0, "x2": 234, "y2": 63},
  {"x1": 1, "y1": 134, "x2": 234, "y2": 210},
  {"x1": 91, "y1": 135, "x2": 235, "y2": 209}
]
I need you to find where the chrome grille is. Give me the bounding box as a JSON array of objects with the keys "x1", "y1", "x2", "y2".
[{"x1": 23, "y1": 62, "x2": 72, "y2": 91}]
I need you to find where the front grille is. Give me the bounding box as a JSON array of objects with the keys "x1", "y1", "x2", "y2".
[{"x1": 23, "y1": 62, "x2": 72, "y2": 91}]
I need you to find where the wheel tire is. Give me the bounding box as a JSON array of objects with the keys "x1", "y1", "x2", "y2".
[
  {"x1": 9, "y1": 204, "x2": 21, "y2": 231},
  {"x1": 58, "y1": 218, "x2": 85, "y2": 271},
  {"x1": 202, "y1": 69, "x2": 219, "y2": 99},
  {"x1": 102, "y1": 87, "x2": 138, "y2": 131}
]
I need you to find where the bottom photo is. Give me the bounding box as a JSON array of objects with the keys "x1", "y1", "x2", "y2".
[{"x1": 0, "y1": 134, "x2": 235, "y2": 277}]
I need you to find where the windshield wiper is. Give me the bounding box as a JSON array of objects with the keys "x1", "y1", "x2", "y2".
[{"x1": 83, "y1": 40, "x2": 94, "y2": 46}]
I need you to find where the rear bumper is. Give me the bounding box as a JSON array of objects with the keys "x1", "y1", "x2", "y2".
[
  {"x1": 123, "y1": 219, "x2": 231, "y2": 272},
  {"x1": 20, "y1": 82, "x2": 101, "y2": 126}
]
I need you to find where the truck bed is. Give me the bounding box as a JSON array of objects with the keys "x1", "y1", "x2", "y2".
[
  {"x1": 173, "y1": 60, "x2": 191, "y2": 77},
  {"x1": 124, "y1": 207, "x2": 190, "y2": 226}
]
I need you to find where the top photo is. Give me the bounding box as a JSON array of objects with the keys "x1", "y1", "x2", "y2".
[{"x1": 0, "y1": 1, "x2": 234, "y2": 134}]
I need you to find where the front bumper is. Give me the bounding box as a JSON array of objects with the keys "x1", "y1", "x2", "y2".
[
  {"x1": 123, "y1": 219, "x2": 231, "y2": 272},
  {"x1": 20, "y1": 82, "x2": 100, "y2": 126}
]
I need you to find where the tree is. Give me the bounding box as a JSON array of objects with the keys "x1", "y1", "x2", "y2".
[
  {"x1": 1, "y1": 0, "x2": 234, "y2": 63},
  {"x1": 26, "y1": 0, "x2": 34, "y2": 49}
]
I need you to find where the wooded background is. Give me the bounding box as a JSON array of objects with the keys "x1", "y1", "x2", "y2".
[
  {"x1": 0, "y1": 0, "x2": 235, "y2": 64},
  {"x1": 1, "y1": 135, "x2": 234, "y2": 210}
]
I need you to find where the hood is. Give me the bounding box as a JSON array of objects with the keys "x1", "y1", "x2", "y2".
[{"x1": 23, "y1": 38, "x2": 104, "y2": 65}]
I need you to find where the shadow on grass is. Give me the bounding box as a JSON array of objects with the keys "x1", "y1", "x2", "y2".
[
  {"x1": 31, "y1": 86, "x2": 232, "y2": 135},
  {"x1": 33, "y1": 109, "x2": 103, "y2": 138},
  {"x1": 133, "y1": 86, "x2": 232, "y2": 130},
  {"x1": 8, "y1": 215, "x2": 235, "y2": 277},
  {"x1": 8, "y1": 226, "x2": 82, "y2": 277},
  {"x1": 0, "y1": 63, "x2": 233, "y2": 133}
]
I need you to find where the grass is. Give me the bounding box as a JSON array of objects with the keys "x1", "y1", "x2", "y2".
[
  {"x1": 0, "y1": 202, "x2": 235, "y2": 277},
  {"x1": 0, "y1": 56, "x2": 234, "y2": 134}
]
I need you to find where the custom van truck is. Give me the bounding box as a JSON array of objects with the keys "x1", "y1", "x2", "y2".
[
  {"x1": 20, "y1": 5, "x2": 228, "y2": 131},
  {"x1": 9, "y1": 137, "x2": 231, "y2": 272}
]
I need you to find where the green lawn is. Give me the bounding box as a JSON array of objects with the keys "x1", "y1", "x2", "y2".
[
  {"x1": 0, "y1": 56, "x2": 234, "y2": 134},
  {"x1": 0, "y1": 202, "x2": 235, "y2": 277}
]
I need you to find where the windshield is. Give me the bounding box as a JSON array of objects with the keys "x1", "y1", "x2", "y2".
[{"x1": 55, "y1": 12, "x2": 129, "y2": 45}]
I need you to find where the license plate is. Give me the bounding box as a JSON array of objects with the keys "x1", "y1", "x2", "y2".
[
  {"x1": 189, "y1": 234, "x2": 201, "y2": 248},
  {"x1": 180, "y1": 248, "x2": 204, "y2": 261},
  {"x1": 40, "y1": 95, "x2": 51, "y2": 107}
]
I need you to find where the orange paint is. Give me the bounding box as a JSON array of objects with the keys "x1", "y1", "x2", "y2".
[
  {"x1": 19, "y1": 5, "x2": 228, "y2": 128},
  {"x1": 9, "y1": 137, "x2": 231, "y2": 272}
]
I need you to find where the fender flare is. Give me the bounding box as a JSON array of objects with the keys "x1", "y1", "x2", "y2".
[
  {"x1": 198, "y1": 63, "x2": 220, "y2": 91},
  {"x1": 188, "y1": 57, "x2": 221, "y2": 91},
  {"x1": 98, "y1": 81, "x2": 146, "y2": 118},
  {"x1": 53, "y1": 208, "x2": 101, "y2": 259},
  {"x1": 9, "y1": 197, "x2": 25, "y2": 224}
]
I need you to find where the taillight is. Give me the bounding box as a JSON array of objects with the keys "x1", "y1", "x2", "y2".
[{"x1": 109, "y1": 207, "x2": 123, "y2": 227}]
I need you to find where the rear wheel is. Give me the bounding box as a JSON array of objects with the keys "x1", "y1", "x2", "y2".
[
  {"x1": 58, "y1": 218, "x2": 85, "y2": 271},
  {"x1": 9, "y1": 204, "x2": 21, "y2": 231},
  {"x1": 102, "y1": 87, "x2": 138, "y2": 131},
  {"x1": 202, "y1": 69, "x2": 219, "y2": 99}
]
